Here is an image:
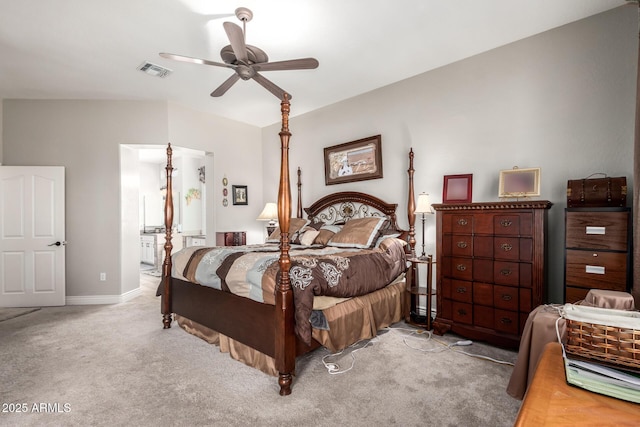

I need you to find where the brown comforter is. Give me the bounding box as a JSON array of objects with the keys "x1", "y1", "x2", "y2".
[{"x1": 176, "y1": 238, "x2": 407, "y2": 345}]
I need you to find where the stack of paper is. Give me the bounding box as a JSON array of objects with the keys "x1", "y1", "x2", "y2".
[{"x1": 564, "y1": 351, "x2": 640, "y2": 403}]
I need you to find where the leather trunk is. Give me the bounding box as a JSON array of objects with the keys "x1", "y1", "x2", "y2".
[{"x1": 566, "y1": 176, "x2": 627, "y2": 207}]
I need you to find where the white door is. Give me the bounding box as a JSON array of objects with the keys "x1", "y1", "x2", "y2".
[{"x1": 0, "y1": 166, "x2": 65, "y2": 307}]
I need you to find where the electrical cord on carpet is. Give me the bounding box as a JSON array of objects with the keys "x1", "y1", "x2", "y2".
[
  {"x1": 321, "y1": 336, "x2": 380, "y2": 375},
  {"x1": 385, "y1": 326, "x2": 515, "y2": 366},
  {"x1": 320, "y1": 326, "x2": 514, "y2": 375}
]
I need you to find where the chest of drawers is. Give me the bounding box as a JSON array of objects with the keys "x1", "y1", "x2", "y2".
[
  {"x1": 432, "y1": 201, "x2": 552, "y2": 348},
  {"x1": 564, "y1": 208, "x2": 631, "y2": 303}
]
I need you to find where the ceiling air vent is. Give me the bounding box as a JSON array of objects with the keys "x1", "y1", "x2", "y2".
[{"x1": 137, "y1": 61, "x2": 172, "y2": 78}]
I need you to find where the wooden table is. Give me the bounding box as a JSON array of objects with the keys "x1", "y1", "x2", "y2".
[{"x1": 514, "y1": 342, "x2": 640, "y2": 426}]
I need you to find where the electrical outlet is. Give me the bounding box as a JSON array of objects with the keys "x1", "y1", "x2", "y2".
[{"x1": 100, "y1": 272, "x2": 106, "y2": 281}]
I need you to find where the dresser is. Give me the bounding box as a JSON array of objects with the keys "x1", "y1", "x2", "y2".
[
  {"x1": 215, "y1": 231, "x2": 246, "y2": 246},
  {"x1": 432, "y1": 201, "x2": 552, "y2": 348},
  {"x1": 564, "y1": 207, "x2": 632, "y2": 303}
]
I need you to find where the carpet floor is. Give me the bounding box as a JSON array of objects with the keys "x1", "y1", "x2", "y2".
[
  {"x1": 0, "y1": 274, "x2": 522, "y2": 426},
  {"x1": 0, "y1": 307, "x2": 41, "y2": 322}
]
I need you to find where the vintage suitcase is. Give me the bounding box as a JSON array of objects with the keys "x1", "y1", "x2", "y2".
[{"x1": 567, "y1": 175, "x2": 627, "y2": 207}]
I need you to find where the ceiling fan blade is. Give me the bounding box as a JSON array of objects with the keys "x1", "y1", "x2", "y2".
[
  {"x1": 210, "y1": 74, "x2": 240, "y2": 97},
  {"x1": 159, "y1": 52, "x2": 235, "y2": 69},
  {"x1": 253, "y1": 58, "x2": 319, "y2": 72},
  {"x1": 252, "y1": 73, "x2": 292, "y2": 100},
  {"x1": 223, "y1": 22, "x2": 249, "y2": 65}
]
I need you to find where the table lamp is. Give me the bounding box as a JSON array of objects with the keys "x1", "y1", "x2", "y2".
[
  {"x1": 257, "y1": 202, "x2": 278, "y2": 236},
  {"x1": 414, "y1": 193, "x2": 433, "y2": 259}
]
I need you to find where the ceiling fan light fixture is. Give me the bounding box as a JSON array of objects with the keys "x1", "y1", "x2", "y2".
[{"x1": 137, "y1": 61, "x2": 172, "y2": 78}]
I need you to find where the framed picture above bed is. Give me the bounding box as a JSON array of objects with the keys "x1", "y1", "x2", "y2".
[
  {"x1": 232, "y1": 185, "x2": 248, "y2": 205},
  {"x1": 324, "y1": 135, "x2": 383, "y2": 185},
  {"x1": 498, "y1": 167, "x2": 541, "y2": 199},
  {"x1": 443, "y1": 174, "x2": 473, "y2": 203}
]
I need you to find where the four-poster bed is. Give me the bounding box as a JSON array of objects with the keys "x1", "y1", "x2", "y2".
[{"x1": 160, "y1": 96, "x2": 417, "y2": 395}]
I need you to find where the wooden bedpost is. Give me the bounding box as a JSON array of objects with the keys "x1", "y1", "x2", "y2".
[
  {"x1": 407, "y1": 148, "x2": 417, "y2": 257},
  {"x1": 275, "y1": 94, "x2": 295, "y2": 395},
  {"x1": 162, "y1": 143, "x2": 174, "y2": 328},
  {"x1": 297, "y1": 167, "x2": 303, "y2": 218}
]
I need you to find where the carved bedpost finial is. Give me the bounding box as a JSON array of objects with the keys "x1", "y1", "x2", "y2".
[
  {"x1": 281, "y1": 93, "x2": 290, "y2": 133},
  {"x1": 407, "y1": 148, "x2": 417, "y2": 258}
]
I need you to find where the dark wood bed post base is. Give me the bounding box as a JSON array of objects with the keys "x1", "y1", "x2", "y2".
[{"x1": 162, "y1": 313, "x2": 172, "y2": 329}]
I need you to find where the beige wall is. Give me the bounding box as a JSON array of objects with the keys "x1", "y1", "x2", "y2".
[
  {"x1": 167, "y1": 103, "x2": 265, "y2": 244},
  {"x1": 262, "y1": 6, "x2": 638, "y2": 303},
  {"x1": 2, "y1": 100, "x2": 262, "y2": 300}
]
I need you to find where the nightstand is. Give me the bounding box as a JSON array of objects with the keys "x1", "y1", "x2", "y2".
[{"x1": 405, "y1": 255, "x2": 435, "y2": 330}]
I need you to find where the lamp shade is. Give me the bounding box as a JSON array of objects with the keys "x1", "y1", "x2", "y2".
[
  {"x1": 257, "y1": 202, "x2": 278, "y2": 223},
  {"x1": 415, "y1": 193, "x2": 432, "y2": 214}
]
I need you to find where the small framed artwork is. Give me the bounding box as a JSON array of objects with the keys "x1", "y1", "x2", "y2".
[
  {"x1": 499, "y1": 167, "x2": 541, "y2": 198},
  {"x1": 232, "y1": 185, "x2": 248, "y2": 205},
  {"x1": 443, "y1": 174, "x2": 473, "y2": 203},
  {"x1": 324, "y1": 135, "x2": 383, "y2": 185}
]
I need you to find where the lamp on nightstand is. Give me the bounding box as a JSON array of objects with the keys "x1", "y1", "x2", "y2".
[
  {"x1": 414, "y1": 193, "x2": 433, "y2": 259},
  {"x1": 257, "y1": 202, "x2": 278, "y2": 236}
]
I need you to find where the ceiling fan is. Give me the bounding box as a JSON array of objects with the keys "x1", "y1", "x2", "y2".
[{"x1": 160, "y1": 7, "x2": 319, "y2": 100}]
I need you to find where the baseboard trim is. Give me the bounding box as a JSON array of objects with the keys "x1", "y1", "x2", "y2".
[{"x1": 66, "y1": 287, "x2": 141, "y2": 305}]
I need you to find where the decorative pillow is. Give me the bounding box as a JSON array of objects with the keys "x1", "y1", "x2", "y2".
[
  {"x1": 374, "y1": 232, "x2": 402, "y2": 248},
  {"x1": 306, "y1": 220, "x2": 325, "y2": 230},
  {"x1": 266, "y1": 218, "x2": 309, "y2": 243},
  {"x1": 291, "y1": 221, "x2": 325, "y2": 245},
  {"x1": 327, "y1": 217, "x2": 387, "y2": 249},
  {"x1": 377, "y1": 236, "x2": 407, "y2": 251},
  {"x1": 313, "y1": 224, "x2": 342, "y2": 246},
  {"x1": 299, "y1": 229, "x2": 320, "y2": 246}
]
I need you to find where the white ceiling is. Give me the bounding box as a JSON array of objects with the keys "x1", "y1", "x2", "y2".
[{"x1": 0, "y1": 0, "x2": 629, "y2": 128}]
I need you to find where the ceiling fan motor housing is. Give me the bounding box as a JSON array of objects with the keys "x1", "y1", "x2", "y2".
[{"x1": 220, "y1": 45, "x2": 268, "y2": 65}]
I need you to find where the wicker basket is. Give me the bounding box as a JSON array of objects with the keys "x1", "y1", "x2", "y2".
[{"x1": 562, "y1": 304, "x2": 640, "y2": 372}]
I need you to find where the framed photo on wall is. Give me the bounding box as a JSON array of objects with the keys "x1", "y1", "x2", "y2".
[
  {"x1": 232, "y1": 185, "x2": 248, "y2": 205},
  {"x1": 324, "y1": 135, "x2": 383, "y2": 185},
  {"x1": 443, "y1": 174, "x2": 473, "y2": 203},
  {"x1": 498, "y1": 167, "x2": 541, "y2": 198}
]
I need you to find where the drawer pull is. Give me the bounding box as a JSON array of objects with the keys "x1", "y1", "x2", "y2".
[
  {"x1": 457, "y1": 218, "x2": 468, "y2": 226},
  {"x1": 500, "y1": 243, "x2": 513, "y2": 252},
  {"x1": 500, "y1": 219, "x2": 513, "y2": 227},
  {"x1": 457, "y1": 241, "x2": 468, "y2": 249},
  {"x1": 456, "y1": 287, "x2": 467, "y2": 294},
  {"x1": 456, "y1": 264, "x2": 467, "y2": 272},
  {"x1": 592, "y1": 253, "x2": 598, "y2": 257},
  {"x1": 501, "y1": 294, "x2": 512, "y2": 301},
  {"x1": 500, "y1": 317, "x2": 512, "y2": 324},
  {"x1": 500, "y1": 269, "x2": 512, "y2": 276},
  {"x1": 586, "y1": 265, "x2": 605, "y2": 275},
  {"x1": 457, "y1": 308, "x2": 467, "y2": 316}
]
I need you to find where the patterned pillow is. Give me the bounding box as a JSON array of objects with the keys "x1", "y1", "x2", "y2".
[
  {"x1": 299, "y1": 229, "x2": 320, "y2": 246},
  {"x1": 266, "y1": 218, "x2": 309, "y2": 243},
  {"x1": 313, "y1": 224, "x2": 342, "y2": 246},
  {"x1": 327, "y1": 217, "x2": 387, "y2": 249}
]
